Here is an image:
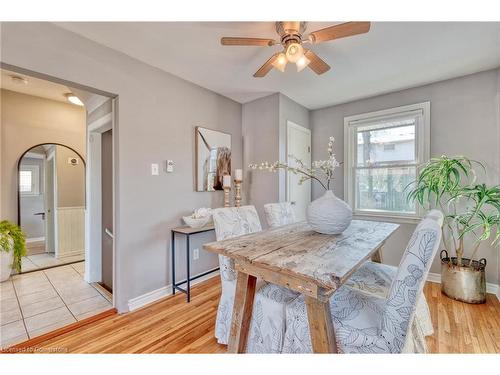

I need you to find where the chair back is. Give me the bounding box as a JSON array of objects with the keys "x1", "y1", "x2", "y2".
[
  {"x1": 212, "y1": 206, "x2": 262, "y2": 282},
  {"x1": 263, "y1": 202, "x2": 297, "y2": 228},
  {"x1": 380, "y1": 210, "x2": 443, "y2": 352}
]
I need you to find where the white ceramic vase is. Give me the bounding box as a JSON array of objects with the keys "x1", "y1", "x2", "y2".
[
  {"x1": 0, "y1": 236, "x2": 14, "y2": 282},
  {"x1": 306, "y1": 190, "x2": 353, "y2": 234}
]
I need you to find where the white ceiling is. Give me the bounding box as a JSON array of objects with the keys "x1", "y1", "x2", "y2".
[
  {"x1": 56, "y1": 22, "x2": 500, "y2": 109},
  {"x1": 1, "y1": 69, "x2": 108, "y2": 110},
  {"x1": 1, "y1": 68, "x2": 73, "y2": 103}
]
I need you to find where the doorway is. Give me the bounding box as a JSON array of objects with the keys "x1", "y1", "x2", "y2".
[
  {"x1": 86, "y1": 101, "x2": 115, "y2": 301},
  {"x1": 286, "y1": 121, "x2": 312, "y2": 220},
  {"x1": 0, "y1": 63, "x2": 117, "y2": 349}
]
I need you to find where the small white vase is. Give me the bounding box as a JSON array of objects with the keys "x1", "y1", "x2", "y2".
[
  {"x1": 0, "y1": 237, "x2": 14, "y2": 282},
  {"x1": 306, "y1": 190, "x2": 353, "y2": 234}
]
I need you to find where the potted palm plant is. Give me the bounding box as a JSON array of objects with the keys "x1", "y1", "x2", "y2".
[
  {"x1": 407, "y1": 156, "x2": 500, "y2": 303},
  {"x1": 0, "y1": 220, "x2": 27, "y2": 281}
]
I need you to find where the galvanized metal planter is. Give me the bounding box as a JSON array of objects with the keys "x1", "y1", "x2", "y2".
[{"x1": 440, "y1": 250, "x2": 486, "y2": 304}]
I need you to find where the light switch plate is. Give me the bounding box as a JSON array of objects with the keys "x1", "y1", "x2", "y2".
[
  {"x1": 193, "y1": 248, "x2": 199, "y2": 260},
  {"x1": 166, "y1": 160, "x2": 174, "y2": 173},
  {"x1": 151, "y1": 163, "x2": 159, "y2": 175}
]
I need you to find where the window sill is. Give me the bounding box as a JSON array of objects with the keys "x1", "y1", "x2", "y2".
[{"x1": 353, "y1": 212, "x2": 421, "y2": 225}]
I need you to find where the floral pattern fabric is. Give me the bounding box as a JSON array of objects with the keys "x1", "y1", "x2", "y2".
[
  {"x1": 345, "y1": 261, "x2": 434, "y2": 337},
  {"x1": 263, "y1": 202, "x2": 297, "y2": 228},
  {"x1": 282, "y1": 213, "x2": 442, "y2": 354},
  {"x1": 212, "y1": 205, "x2": 300, "y2": 352}
]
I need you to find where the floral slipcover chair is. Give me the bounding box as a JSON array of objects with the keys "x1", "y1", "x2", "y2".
[
  {"x1": 263, "y1": 202, "x2": 297, "y2": 228},
  {"x1": 281, "y1": 211, "x2": 443, "y2": 353},
  {"x1": 212, "y1": 205, "x2": 299, "y2": 353}
]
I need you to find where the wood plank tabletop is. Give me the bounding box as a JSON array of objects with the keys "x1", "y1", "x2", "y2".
[{"x1": 203, "y1": 220, "x2": 399, "y2": 291}]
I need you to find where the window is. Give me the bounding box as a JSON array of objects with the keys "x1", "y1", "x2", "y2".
[
  {"x1": 344, "y1": 102, "x2": 430, "y2": 221},
  {"x1": 19, "y1": 165, "x2": 40, "y2": 196}
]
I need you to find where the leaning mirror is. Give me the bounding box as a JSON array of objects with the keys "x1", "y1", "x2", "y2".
[
  {"x1": 18, "y1": 144, "x2": 86, "y2": 273},
  {"x1": 195, "y1": 126, "x2": 232, "y2": 191}
]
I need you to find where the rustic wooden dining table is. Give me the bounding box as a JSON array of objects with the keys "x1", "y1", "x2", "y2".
[{"x1": 203, "y1": 219, "x2": 399, "y2": 353}]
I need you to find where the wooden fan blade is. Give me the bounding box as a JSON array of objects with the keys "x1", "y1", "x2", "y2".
[
  {"x1": 221, "y1": 37, "x2": 275, "y2": 46},
  {"x1": 304, "y1": 50, "x2": 330, "y2": 75},
  {"x1": 309, "y1": 22, "x2": 371, "y2": 43},
  {"x1": 254, "y1": 53, "x2": 280, "y2": 78}
]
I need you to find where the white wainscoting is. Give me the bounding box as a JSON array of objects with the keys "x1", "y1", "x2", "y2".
[{"x1": 56, "y1": 206, "x2": 85, "y2": 259}]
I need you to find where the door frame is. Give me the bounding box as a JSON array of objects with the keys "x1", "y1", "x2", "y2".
[
  {"x1": 285, "y1": 120, "x2": 312, "y2": 203},
  {"x1": 85, "y1": 101, "x2": 116, "y2": 307},
  {"x1": 45, "y1": 148, "x2": 57, "y2": 255}
]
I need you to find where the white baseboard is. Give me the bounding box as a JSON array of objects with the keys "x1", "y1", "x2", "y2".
[
  {"x1": 427, "y1": 272, "x2": 499, "y2": 299},
  {"x1": 26, "y1": 237, "x2": 45, "y2": 243},
  {"x1": 56, "y1": 249, "x2": 85, "y2": 259},
  {"x1": 127, "y1": 270, "x2": 220, "y2": 312}
]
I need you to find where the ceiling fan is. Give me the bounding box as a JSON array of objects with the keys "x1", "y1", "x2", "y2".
[{"x1": 221, "y1": 21, "x2": 371, "y2": 77}]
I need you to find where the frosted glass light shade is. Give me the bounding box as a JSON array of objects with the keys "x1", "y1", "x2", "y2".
[{"x1": 286, "y1": 43, "x2": 304, "y2": 63}]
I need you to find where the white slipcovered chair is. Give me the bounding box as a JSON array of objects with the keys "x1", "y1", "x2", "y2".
[
  {"x1": 263, "y1": 202, "x2": 297, "y2": 228},
  {"x1": 282, "y1": 210, "x2": 443, "y2": 353},
  {"x1": 343, "y1": 210, "x2": 444, "y2": 341},
  {"x1": 212, "y1": 205, "x2": 299, "y2": 353}
]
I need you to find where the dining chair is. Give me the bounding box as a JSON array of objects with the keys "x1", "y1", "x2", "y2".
[
  {"x1": 282, "y1": 211, "x2": 443, "y2": 353},
  {"x1": 212, "y1": 205, "x2": 299, "y2": 353},
  {"x1": 263, "y1": 202, "x2": 297, "y2": 228},
  {"x1": 344, "y1": 210, "x2": 444, "y2": 340}
]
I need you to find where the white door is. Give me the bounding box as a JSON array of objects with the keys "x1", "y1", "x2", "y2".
[
  {"x1": 286, "y1": 121, "x2": 311, "y2": 221},
  {"x1": 44, "y1": 155, "x2": 56, "y2": 254}
]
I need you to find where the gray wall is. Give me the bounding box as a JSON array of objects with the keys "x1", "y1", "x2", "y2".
[
  {"x1": 242, "y1": 93, "x2": 310, "y2": 224},
  {"x1": 242, "y1": 93, "x2": 280, "y2": 222},
  {"x1": 0, "y1": 89, "x2": 86, "y2": 221},
  {"x1": 311, "y1": 68, "x2": 500, "y2": 285},
  {"x1": 0, "y1": 22, "x2": 242, "y2": 312}
]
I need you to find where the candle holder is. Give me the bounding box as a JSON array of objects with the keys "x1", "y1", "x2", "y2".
[
  {"x1": 223, "y1": 186, "x2": 231, "y2": 208},
  {"x1": 234, "y1": 179, "x2": 242, "y2": 207}
]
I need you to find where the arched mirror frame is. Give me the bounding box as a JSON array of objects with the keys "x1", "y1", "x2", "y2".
[{"x1": 17, "y1": 143, "x2": 86, "y2": 226}]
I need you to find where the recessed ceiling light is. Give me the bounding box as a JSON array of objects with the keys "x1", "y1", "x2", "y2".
[
  {"x1": 10, "y1": 75, "x2": 28, "y2": 85},
  {"x1": 65, "y1": 93, "x2": 84, "y2": 106}
]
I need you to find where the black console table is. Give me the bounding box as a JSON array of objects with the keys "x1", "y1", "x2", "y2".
[{"x1": 171, "y1": 224, "x2": 218, "y2": 302}]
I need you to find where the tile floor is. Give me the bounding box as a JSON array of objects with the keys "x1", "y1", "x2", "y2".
[
  {"x1": 20, "y1": 253, "x2": 85, "y2": 273},
  {"x1": 0, "y1": 261, "x2": 112, "y2": 349}
]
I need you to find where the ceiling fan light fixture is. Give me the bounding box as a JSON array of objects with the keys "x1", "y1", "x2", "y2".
[
  {"x1": 296, "y1": 55, "x2": 311, "y2": 72},
  {"x1": 285, "y1": 42, "x2": 304, "y2": 63},
  {"x1": 272, "y1": 53, "x2": 288, "y2": 72}
]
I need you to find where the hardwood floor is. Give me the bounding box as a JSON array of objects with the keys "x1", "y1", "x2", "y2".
[{"x1": 5, "y1": 277, "x2": 499, "y2": 353}]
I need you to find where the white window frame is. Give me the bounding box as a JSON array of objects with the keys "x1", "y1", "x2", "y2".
[
  {"x1": 344, "y1": 102, "x2": 430, "y2": 223},
  {"x1": 19, "y1": 165, "x2": 41, "y2": 196}
]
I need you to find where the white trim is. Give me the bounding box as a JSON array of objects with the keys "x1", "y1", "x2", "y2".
[
  {"x1": 127, "y1": 271, "x2": 220, "y2": 311},
  {"x1": 56, "y1": 248, "x2": 84, "y2": 259},
  {"x1": 85, "y1": 96, "x2": 109, "y2": 114},
  {"x1": 88, "y1": 113, "x2": 112, "y2": 133},
  {"x1": 24, "y1": 152, "x2": 45, "y2": 160},
  {"x1": 26, "y1": 236, "x2": 45, "y2": 243},
  {"x1": 344, "y1": 102, "x2": 431, "y2": 221},
  {"x1": 427, "y1": 272, "x2": 499, "y2": 300}
]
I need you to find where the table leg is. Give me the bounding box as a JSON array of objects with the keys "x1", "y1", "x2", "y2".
[
  {"x1": 305, "y1": 296, "x2": 338, "y2": 353},
  {"x1": 371, "y1": 246, "x2": 383, "y2": 263},
  {"x1": 186, "y1": 234, "x2": 191, "y2": 303},
  {"x1": 227, "y1": 272, "x2": 257, "y2": 353},
  {"x1": 171, "y1": 231, "x2": 176, "y2": 295}
]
